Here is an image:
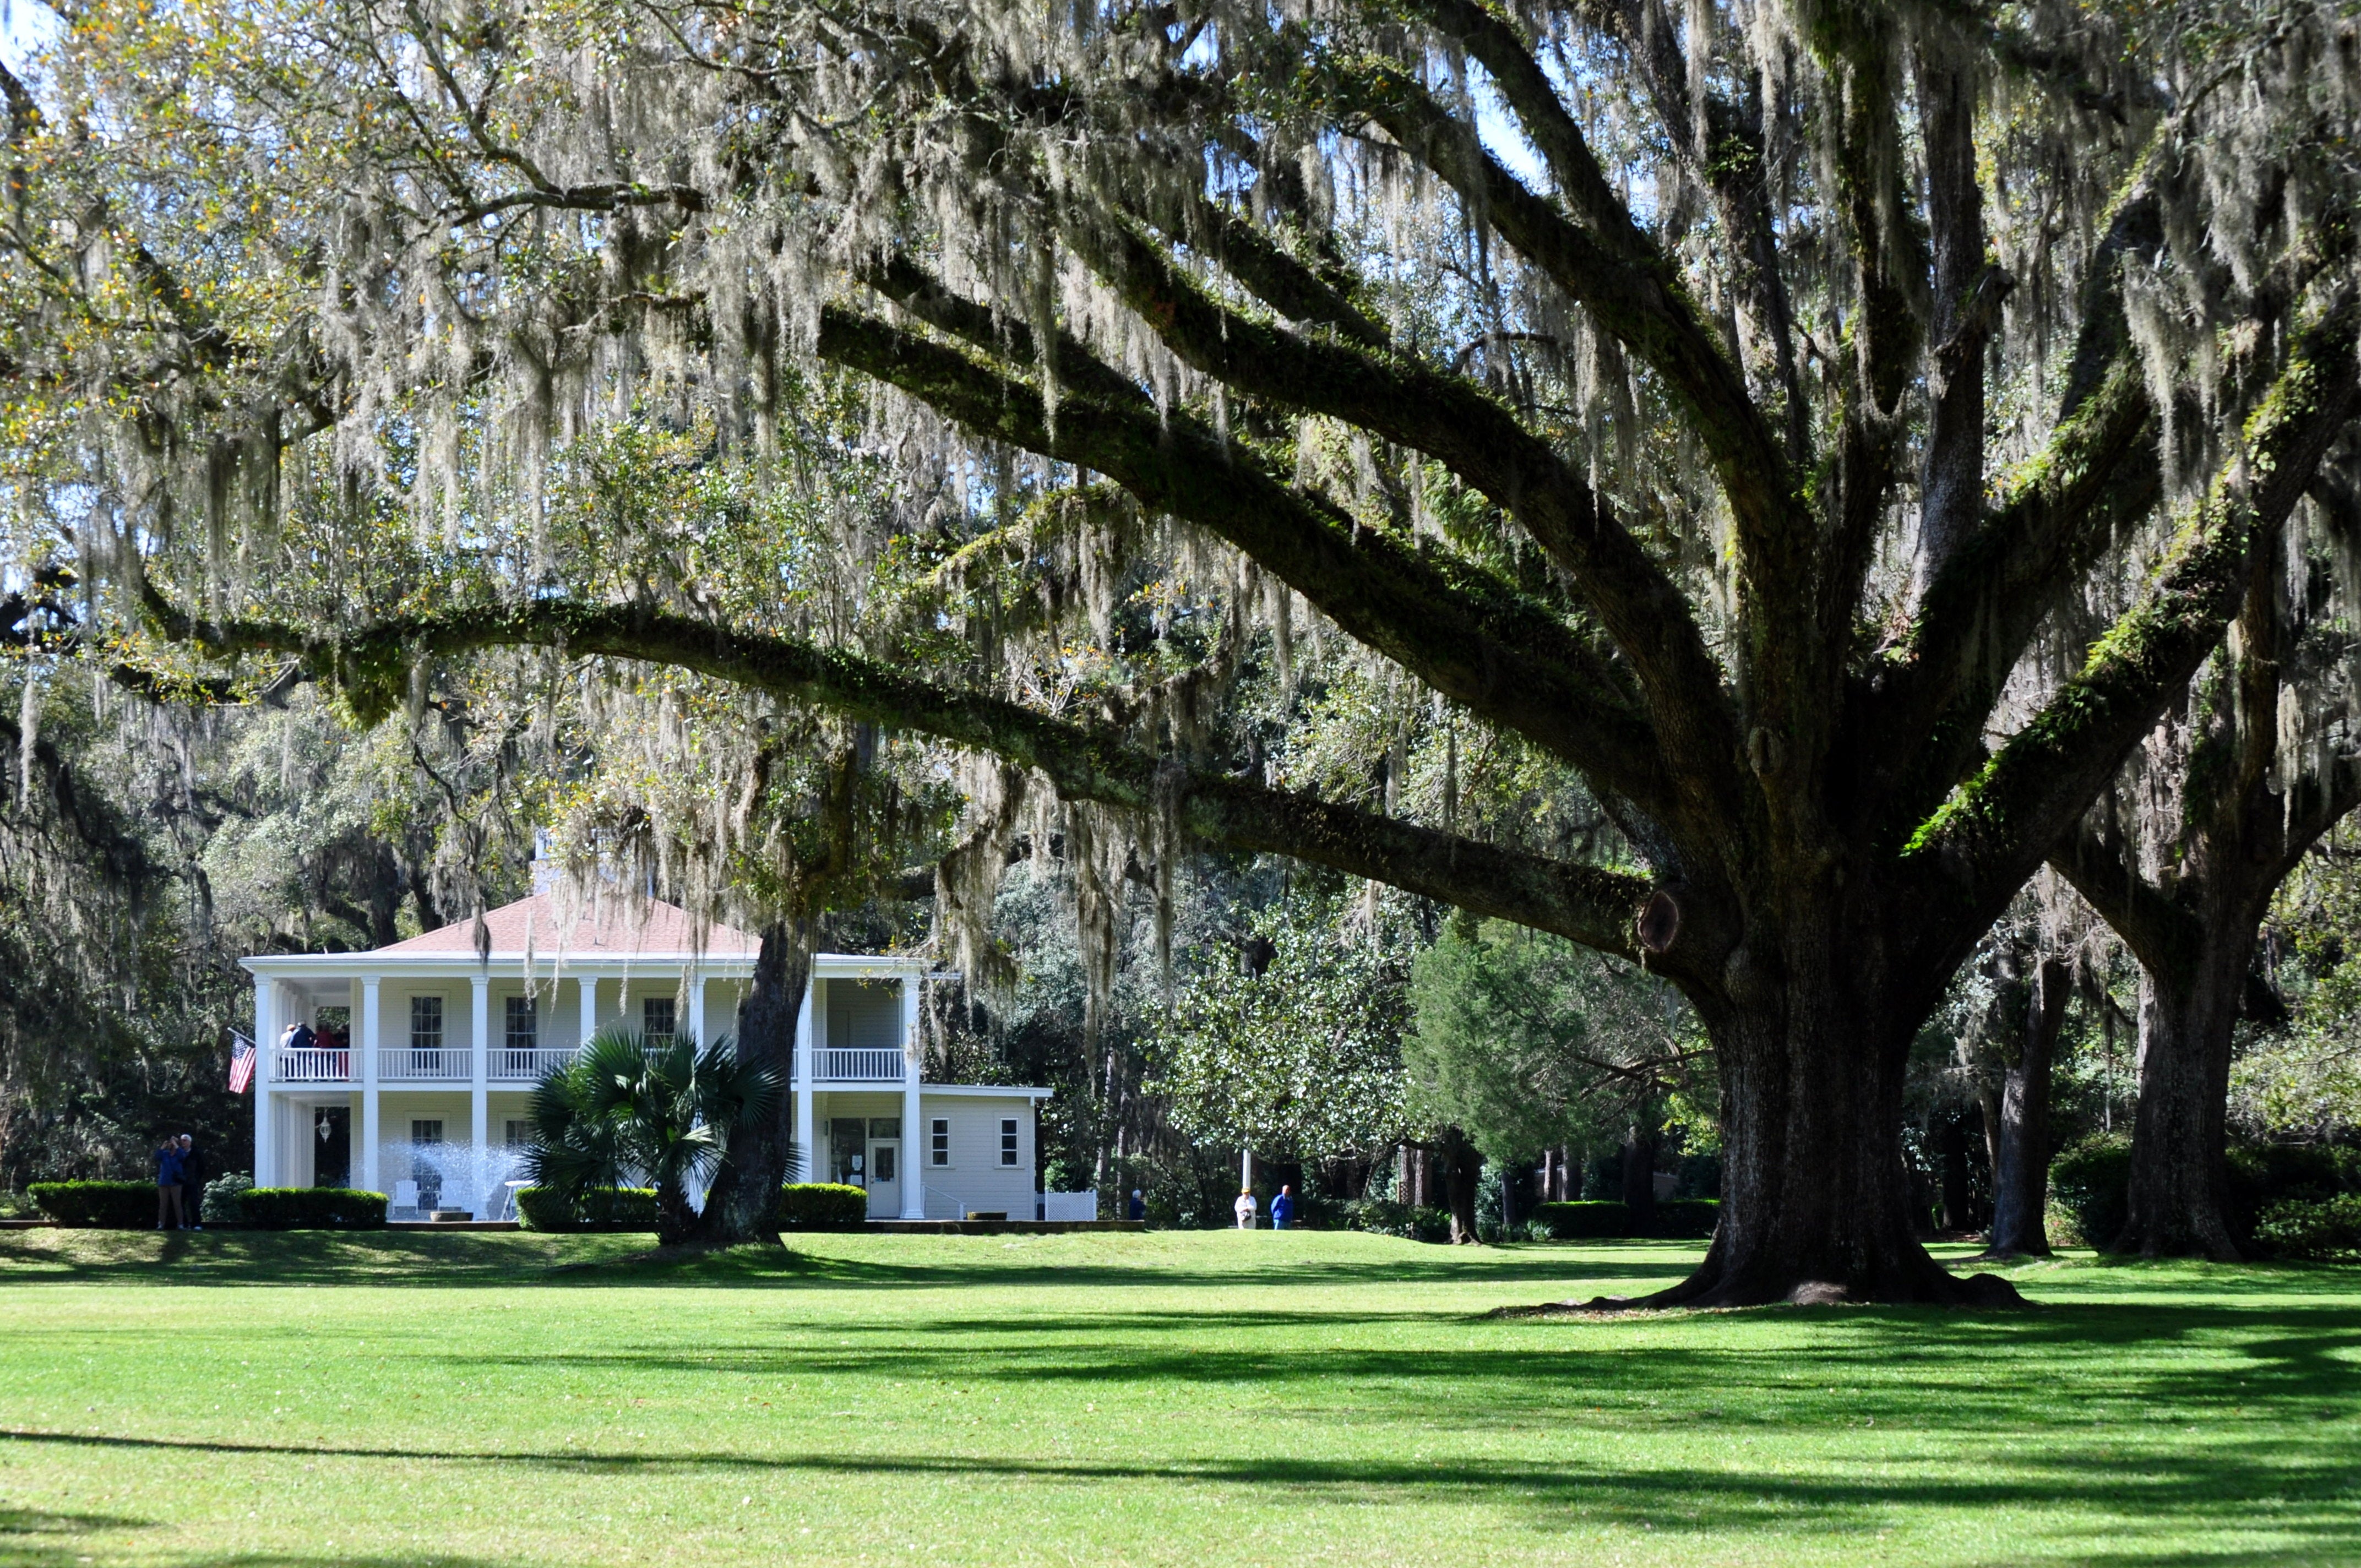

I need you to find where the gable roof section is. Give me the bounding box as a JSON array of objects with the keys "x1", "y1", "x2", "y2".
[{"x1": 373, "y1": 893, "x2": 759, "y2": 960}]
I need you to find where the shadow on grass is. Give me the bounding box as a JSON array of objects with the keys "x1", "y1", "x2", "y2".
[
  {"x1": 0, "y1": 1230, "x2": 1701, "y2": 1293},
  {"x1": 3, "y1": 1428, "x2": 2354, "y2": 1561}
]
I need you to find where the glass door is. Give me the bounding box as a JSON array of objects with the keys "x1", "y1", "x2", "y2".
[{"x1": 867, "y1": 1140, "x2": 900, "y2": 1218}]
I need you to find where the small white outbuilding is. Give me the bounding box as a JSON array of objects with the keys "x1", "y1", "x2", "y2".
[{"x1": 240, "y1": 894, "x2": 1049, "y2": 1221}]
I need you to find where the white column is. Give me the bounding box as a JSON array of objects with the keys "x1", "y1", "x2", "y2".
[
  {"x1": 688, "y1": 972, "x2": 707, "y2": 1049},
  {"x1": 899, "y1": 972, "x2": 923, "y2": 1219},
  {"x1": 359, "y1": 976, "x2": 382, "y2": 1193},
  {"x1": 253, "y1": 974, "x2": 276, "y2": 1186},
  {"x1": 469, "y1": 973, "x2": 489, "y2": 1205},
  {"x1": 792, "y1": 977, "x2": 816, "y2": 1184},
  {"x1": 578, "y1": 974, "x2": 599, "y2": 1046}
]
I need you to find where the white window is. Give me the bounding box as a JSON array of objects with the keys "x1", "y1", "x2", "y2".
[
  {"x1": 999, "y1": 1118, "x2": 1019, "y2": 1167},
  {"x1": 409, "y1": 995, "x2": 443, "y2": 1052},
  {"x1": 643, "y1": 996, "x2": 676, "y2": 1045},
  {"x1": 504, "y1": 995, "x2": 538, "y2": 1052},
  {"x1": 412, "y1": 1119, "x2": 444, "y2": 1145},
  {"x1": 930, "y1": 1118, "x2": 950, "y2": 1167},
  {"x1": 504, "y1": 1119, "x2": 533, "y2": 1147}
]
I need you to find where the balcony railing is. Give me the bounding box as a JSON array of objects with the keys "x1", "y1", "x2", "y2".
[
  {"x1": 379, "y1": 1046, "x2": 470, "y2": 1081},
  {"x1": 491, "y1": 1046, "x2": 576, "y2": 1082},
  {"x1": 273, "y1": 1046, "x2": 350, "y2": 1082},
  {"x1": 814, "y1": 1047, "x2": 906, "y2": 1082}
]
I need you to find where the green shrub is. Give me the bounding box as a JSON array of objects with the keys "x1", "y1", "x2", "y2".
[
  {"x1": 777, "y1": 1183, "x2": 869, "y2": 1231},
  {"x1": 1530, "y1": 1200, "x2": 1630, "y2": 1239},
  {"x1": 1524, "y1": 1199, "x2": 1720, "y2": 1239},
  {"x1": 1651, "y1": 1198, "x2": 1721, "y2": 1238},
  {"x1": 1341, "y1": 1199, "x2": 1452, "y2": 1242},
  {"x1": 29, "y1": 1181, "x2": 156, "y2": 1228},
  {"x1": 240, "y1": 1188, "x2": 388, "y2": 1230},
  {"x1": 200, "y1": 1173, "x2": 253, "y2": 1225},
  {"x1": 2252, "y1": 1194, "x2": 2361, "y2": 1260},
  {"x1": 513, "y1": 1186, "x2": 657, "y2": 1232},
  {"x1": 2050, "y1": 1134, "x2": 2131, "y2": 1251}
]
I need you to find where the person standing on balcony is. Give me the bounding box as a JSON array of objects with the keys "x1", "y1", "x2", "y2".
[
  {"x1": 154, "y1": 1136, "x2": 184, "y2": 1230},
  {"x1": 177, "y1": 1134, "x2": 205, "y2": 1230}
]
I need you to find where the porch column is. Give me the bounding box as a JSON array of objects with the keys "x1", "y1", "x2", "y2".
[
  {"x1": 252, "y1": 974, "x2": 275, "y2": 1186},
  {"x1": 899, "y1": 971, "x2": 923, "y2": 1219},
  {"x1": 469, "y1": 974, "x2": 489, "y2": 1202},
  {"x1": 578, "y1": 974, "x2": 599, "y2": 1046},
  {"x1": 687, "y1": 972, "x2": 707, "y2": 1048},
  {"x1": 359, "y1": 975, "x2": 382, "y2": 1193},
  {"x1": 792, "y1": 977, "x2": 815, "y2": 1184}
]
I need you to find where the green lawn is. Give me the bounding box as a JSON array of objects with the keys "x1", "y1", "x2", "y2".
[{"x1": 0, "y1": 1229, "x2": 2354, "y2": 1566}]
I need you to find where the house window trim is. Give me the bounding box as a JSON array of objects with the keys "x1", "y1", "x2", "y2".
[
  {"x1": 999, "y1": 1118, "x2": 1020, "y2": 1168},
  {"x1": 642, "y1": 995, "x2": 677, "y2": 1046},
  {"x1": 504, "y1": 994, "x2": 539, "y2": 1053},
  {"x1": 929, "y1": 1118, "x2": 951, "y2": 1168},
  {"x1": 409, "y1": 994, "x2": 445, "y2": 1053}
]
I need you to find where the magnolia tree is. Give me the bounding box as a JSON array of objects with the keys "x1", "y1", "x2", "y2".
[{"x1": 6, "y1": 0, "x2": 2361, "y2": 1300}]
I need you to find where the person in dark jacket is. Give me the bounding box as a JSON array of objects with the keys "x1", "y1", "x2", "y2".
[
  {"x1": 1270, "y1": 1185, "x2": 1297, "y2": 1231},
  {"x1": 177, "y1": 1134, "x2": 205, "y2": 1229},
  {"x1": 155, "y1": 1138, "x2": 184, "y2": 1230}
]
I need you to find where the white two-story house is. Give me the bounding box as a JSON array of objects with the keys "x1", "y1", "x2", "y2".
[{"x1": 240, "y1": 894, "x2": 1049, "y2": 1222}]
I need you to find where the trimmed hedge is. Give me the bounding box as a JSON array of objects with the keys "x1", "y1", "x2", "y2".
[
  {"x1": 514, "y1": 1186, "x2": 658, "y2": 1233},
  {"x1": 200, "y1": 1173, "x2": 253, "y2": 1225},
  {"x1": 29, "y1": 1181, "x2": 157, "y2": 1228},
  {"x1": 2254, "y1": 1194, "x2": 2361, "y2": 1260},
  {"x1": 1529, "y1": 1198, "x2": 1721, "y2": 1240},
  {"x1": 241, "y1": 1188, "x2": 387, "y2": 1230},
  {"x1": 1341, "y1": 1200, "x2": 1453, "y2": 1243},
  {"x1": 2050, "y1": 1135, "x2": 2131, "y2": 1250},
  {"x1": 778, "y1": 1183, "x2": 869, "y2": 1231}
]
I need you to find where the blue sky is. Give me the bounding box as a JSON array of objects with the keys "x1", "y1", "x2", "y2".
[{"x1": 2, "y1": 0, "x2": 58, "y2": 74}]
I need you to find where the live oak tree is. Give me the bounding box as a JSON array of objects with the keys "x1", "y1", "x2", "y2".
[
  {"x1": 7, "y1": 0, "x2": 2361, "y2": 1301},
  {"x1": 2057, "y1": 503, "x2": 2361, "y2": 1258}
]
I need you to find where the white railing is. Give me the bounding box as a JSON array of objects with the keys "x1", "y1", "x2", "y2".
[
  {"x1": 379, "y1": 1046, "x2": 471, "y2": 1081},
  {"x1": 273, "y1": 1047, "x2": 350, "y2": 1082},
  {"x1": 814, "y1": 1047, "x2": 906, "y2": 1082},
  {"x1": 490, "y1": 1046, "x2": 576, "y2": 1082}
]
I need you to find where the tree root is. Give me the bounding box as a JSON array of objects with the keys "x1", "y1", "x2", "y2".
[{"x1": 1497, "y1": 1267, "x2": 2030, "y2": 1315}]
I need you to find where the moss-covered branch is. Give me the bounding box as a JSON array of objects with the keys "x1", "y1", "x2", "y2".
[
  {"x1": 1899, "y1": 292, "x2": 2361, "y2": 930},
  {"x1": 816, "y1": 302, "x2": 1679, "y2": 812},
  {"x1": 1050, "y1": 215, "x2": 1746, "y2": 840},
  {"x1": 143, "y1": 591, "x2": 1665, "y2": 966}
]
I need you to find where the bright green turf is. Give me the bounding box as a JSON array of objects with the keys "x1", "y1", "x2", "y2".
[{"x1": 0, "y1": 1228, "x2": 2355, "y2": 1567}]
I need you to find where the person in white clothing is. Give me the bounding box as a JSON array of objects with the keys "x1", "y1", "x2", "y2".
[{"x1": 1233, "y1": 1189, "x2": 1258, "y2": 1229}]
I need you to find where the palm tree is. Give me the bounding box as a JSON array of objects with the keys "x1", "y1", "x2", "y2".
[{"x1": 525, "y1": 1026, "x2": 781, "y2": 1245}]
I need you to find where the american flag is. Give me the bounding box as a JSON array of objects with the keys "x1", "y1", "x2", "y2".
[{"x1": 227, "y1": 1033, "x2": 257, "y2": 1094}]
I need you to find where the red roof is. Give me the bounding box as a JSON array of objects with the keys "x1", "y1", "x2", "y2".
[{"x1": 373, "y1": 894, "x2": 759, "y2": 959}]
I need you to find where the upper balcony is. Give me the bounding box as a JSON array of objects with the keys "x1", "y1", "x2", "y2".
[{"x1": 271, "y1": 1040, "x2": 913, "y2": 1086}]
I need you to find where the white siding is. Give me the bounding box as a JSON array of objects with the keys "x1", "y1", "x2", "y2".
[
  {"x1": 826, "y1": 980, "x2": 903, "y2": 1050},
  {"x1": 916, "y1": 1096, "x2": 1036, "y2": 1218}
]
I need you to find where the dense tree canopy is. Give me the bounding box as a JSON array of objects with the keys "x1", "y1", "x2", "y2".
[{"x1": 6, "y1": 0, "x2": 2361, "y2": 1299}]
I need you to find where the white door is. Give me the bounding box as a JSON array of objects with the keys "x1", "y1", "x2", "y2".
[{"x1": 867, "y1": 1140, "x2": 900, "y2": 1219}]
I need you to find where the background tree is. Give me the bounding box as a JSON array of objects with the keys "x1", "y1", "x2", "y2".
[
  {"x1": 7, "y1": 0, "x2": 2361, "y2": 1301},
  {"x1": 1407, "y1": 914, "x2": 1710, "y2": 1232},
  {"x1": 2057, "y1": 507, "x2": 2361, "y2": 1256}
]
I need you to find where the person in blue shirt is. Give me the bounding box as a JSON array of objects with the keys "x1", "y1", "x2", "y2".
[
  {"x1": 154, "y1": 1137, "x2": 185, "y2": 1230},
  {"x1": 1270, "y1": 1184, "x2": 1296, "y2": 1231},
  {"x1": 1127, "y1": 1188, "x2": 1145, "y2": 1222}
]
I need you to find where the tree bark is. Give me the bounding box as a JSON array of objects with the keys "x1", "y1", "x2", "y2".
[
  {"x1": 1438, "y1": 1128, "x2": 1481, "y2": 1244},
  {"x1": 2118, "y1": 961, "x2": 2246, "y2": 1259},
  {"x1": 1985, "y1": 954, "x2": 2068, "y2": 1257},
  {"x1": 1620, "y1": 1124, "x2": 1658, "y2": 1224},
  {"x1": 695, "y1": 918, "x2": 813, "y2": 1246},
  {"x1": 1936, "y1": 1117, "x2": 1972, "y2": 1233}
]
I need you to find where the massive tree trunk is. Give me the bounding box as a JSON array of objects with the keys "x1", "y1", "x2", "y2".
[
  {"x1": 1986, "y1": 954, "x2": 2069, "y2": 1258},
  {"x1": 1620, "y1": 1123, "x2": 1659, "y2": 1225},
  {"x1": 695, "y1": 918, "x2": 814, "y2": 1246},
  {"x1": 1438, "y1": 1128, "x2": 1481, "y2": 1244}
]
